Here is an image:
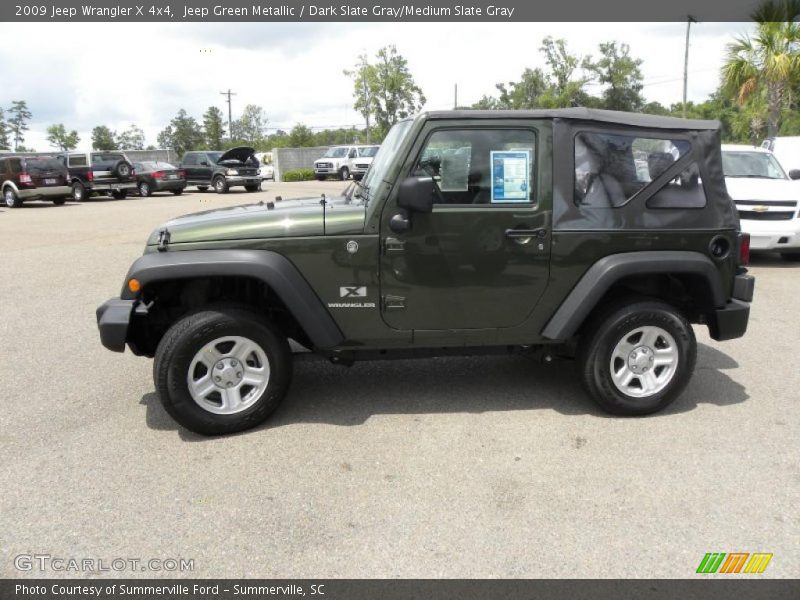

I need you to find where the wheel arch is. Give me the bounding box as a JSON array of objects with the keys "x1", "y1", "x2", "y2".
[
  {"x1": 123, "y1": 249, "x2": 344, "y2": 353},
  {"x1": 541, "y1": 251, "x2": 726, "y2": 341}
]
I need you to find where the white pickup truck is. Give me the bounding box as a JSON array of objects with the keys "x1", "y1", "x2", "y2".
[{"x1": 722, "y1": 144, "x2": 800, "y2": 261}]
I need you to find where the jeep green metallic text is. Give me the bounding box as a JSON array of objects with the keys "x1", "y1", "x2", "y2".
[{"x1": 97, "y1": 109, "x2": 755, "y2": 435}]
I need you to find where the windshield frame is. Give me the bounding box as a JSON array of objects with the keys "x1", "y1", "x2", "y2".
[
  {"x1": 722, "y1": 150, "x2": 788, "y2": 180},
  {"x1": 363, "y1": 119, "x2": 414, "y2": 223}
]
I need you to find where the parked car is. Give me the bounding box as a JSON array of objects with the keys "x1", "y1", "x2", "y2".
[
  {"x1": 97, "y1": 108, "x2": 754, "y2": 435},
  {"x1": 58, "y1": 151, "x2": 137, "y2": 201},
  {"x1": 132, "y1": 161, "x2": 187, "y2": 197},
  {"x1": 1, "y1": 155, "x2": 70, "y2": 208},
  {"x1": 257, "y1": 153, "x2": 274, "y2": 181},
  {"x1": 351, "y1": 145, "x2": 380, "y2": 180},
  {"x1": 179, "y1": 147, "x2": 261, "y2": 194},
  {"x1": 722, "y1": 144, "x2": 800, "y2": 261},
  {"x1": 314, "y1": 145, "x2": 378, "y2": 181},
  {"x1": 761, "y1": 136, "x2": 800, "y2": 175}
]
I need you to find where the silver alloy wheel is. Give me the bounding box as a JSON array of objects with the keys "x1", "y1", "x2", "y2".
[
  {"x1": 186, "y1": 335, "x2": 271, "y2": 415},
  {"x1": 139, "y1": 182, "x2": 149, "y2": 196},
  {"x1": 4, "y1": 188, "x2": 15, "y2": 207},
  {"x1": 609, "y1": 325, "x2": 678, "y2": 398},
  {"x1": 215, "y1": 178, "x2": 225, "y2": 192},
  {"x1": 73, "y1": 184, "x2": 84, "y2": 200}
]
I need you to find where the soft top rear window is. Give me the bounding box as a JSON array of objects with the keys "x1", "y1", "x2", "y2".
[{"x1": 25, "y1": 157, "x2": 64, "y2": 173}]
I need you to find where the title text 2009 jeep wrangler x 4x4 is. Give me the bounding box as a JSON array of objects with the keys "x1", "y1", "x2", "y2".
[{"x1": 97, "y1": 109, "x2": 754, "y2": 435}]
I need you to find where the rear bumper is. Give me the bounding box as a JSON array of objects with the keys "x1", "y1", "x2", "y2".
[
  {"x1": 153, "y1": 179, "x2": 186, "y2": 191},
  {"x1": 18, "y1": 185, "x2": 71, "y2": 199},
  {"x1": 96, "y1": 298, "x2": 134, "y2": 352},
  {"x1": 708, "y1": 273, "x2": 754, "y2": 341}
]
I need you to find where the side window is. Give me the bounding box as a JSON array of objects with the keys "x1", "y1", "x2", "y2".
[
  {"x1": 68, "y1": 155, "x2": 88, "y2": 168},
  {"x1": 9, "y1": 159, "x2": 22, "y2": 174},
  {"x1": 183, "y1": 154, "x2": 197, "y2": 166},
  {"x1": 574, "y1": 132, "x2": 696, "y2": 207},
  {"x1": 348, "y1": 148, "x2": 357, "y2": 159},
  {"x1": 0, "y1": 159, "x2": 5, "y2": 175},
  {"x1": 413, "y1": 128, "x2": 536, "y2": 205}
]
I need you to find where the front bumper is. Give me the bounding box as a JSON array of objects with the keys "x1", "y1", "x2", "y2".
[
  {"x1": 740, "y1": 217, "x2": 800, "y2": 250},
  {"x1": 224, "y1": 175, "x2": 261, "y2": 186},
  {"x1": 18, "y1": 185, "x2": 71, "y2": 199},
  {"x1": 708, "y1": 272, "x2": 754, "y2": 341},
  {"x1": 96, "y1": 298, "x2": 134, "y2": 352}
]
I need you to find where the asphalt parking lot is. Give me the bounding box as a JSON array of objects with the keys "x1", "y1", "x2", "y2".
[{"x1": 0, "y1": 181, "x2": 797, "y2": 579}]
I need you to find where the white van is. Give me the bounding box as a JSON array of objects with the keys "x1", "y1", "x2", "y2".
[
  {"x1": 761, "y1": 137, "x2": 800, "y2": 176},
  {"x1": 313, "y1": 145, "x2": 379, "y2": 181}
]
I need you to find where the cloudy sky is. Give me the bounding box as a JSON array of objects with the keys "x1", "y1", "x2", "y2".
[{"x1": 0, "y1": 21, "x2": 753, "y2": 151}]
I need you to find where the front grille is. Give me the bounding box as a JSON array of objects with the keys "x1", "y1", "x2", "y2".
[
  {"x1": 317, "y1": 162, "x2": 332, "y2": 169},
  {"x1": 737, "y1": 210, "x2": 796, "y2": 221},
  {"x1": 355, "y1": 163, "x2": 369, "y2": 169}
]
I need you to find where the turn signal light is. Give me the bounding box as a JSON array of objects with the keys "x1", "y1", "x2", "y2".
[
  {"x1": 128, "y1": 278, "x2": 141, "y2": 293},
  {"x1": 739, "y1": 233, "x2": 750, "y2": 266}
]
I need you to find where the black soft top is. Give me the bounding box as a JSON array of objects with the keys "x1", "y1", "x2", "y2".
[{"x1": 425, "y1": 108, "x2": 720, "y2": 131}]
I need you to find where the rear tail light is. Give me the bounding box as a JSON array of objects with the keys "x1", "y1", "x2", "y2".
[
  {"x1": 179, "y1": 169, "x2": 187, "y2": 179},
  {"x1": 86, "y1": 170, "x2": 94, "y2": 182},
  {"x1": 738, "y1": 232, "x2": 750, "y2": 266},
  {"x1": 152, "y1": 171, "x2": 164, "y2": 179},
  {"x1": 19, "y1": 172, "x2": 32, "y2": 185}
]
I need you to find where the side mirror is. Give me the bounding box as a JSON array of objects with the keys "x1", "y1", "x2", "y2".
[
  {"x1": 788, "y1": 169, "x2": 800, "y2": 180},
  {"x1": 200, "y1": 161, "x2": 209, "y2": 166},
  {"x1": 397, "y1": 176, "x2": 435, "y2": 213}
]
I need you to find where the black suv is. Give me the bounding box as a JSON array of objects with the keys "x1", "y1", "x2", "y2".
[
  {"x1": 58, "y1": 151, "x2": 137, "y2": 200},
  {"x1": 98, "y1": 109, "x2": 754, "y2": 435},
  {"x1": 179, "y1": 147, "x2": 261, "y2": 194}
]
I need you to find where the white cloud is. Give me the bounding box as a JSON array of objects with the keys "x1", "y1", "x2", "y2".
[{"x1": 0, "y1": 21, "x2": 752, "y2": 152}]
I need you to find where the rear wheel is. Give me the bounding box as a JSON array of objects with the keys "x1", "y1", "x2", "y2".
[
  {"x1": 138, "y1": 182, "x2": 152, "y2": 197},
  {"x1": 3, "y1": 187, "x2": 21, "y2": 208},
  {"x1": 780, "y1": 251, "x2": 800, "y2": 262},
  {"x1": 72, "y1": 182, "x2": 87, "y2": 201},
  {"x1": 578, "y1": 300, "x2": 696, "y2": 416},
  {"x1": 153, "y1": 307, "x2": 292, "y2": 435},
  {"x1": 213, "y1": 176, "x2": 229, "y2": 194}
]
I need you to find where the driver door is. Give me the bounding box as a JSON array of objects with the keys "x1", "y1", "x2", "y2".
[{"x1": 379, "y1": 121, "x2": 551, "y2": 332}]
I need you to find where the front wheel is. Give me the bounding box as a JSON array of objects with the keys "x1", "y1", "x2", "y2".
[
  {"x1": 339, "y1": 167, "x2": 350, "y2": 181},
  {"x1": 213, "y1": 176, "x2": 229, "y2": 194},
  {"x1": 153, "y1": 307, "x2": 292, "y2": 435},
  {"x1": 138, "y1": 181, "x2": 152, "y2": 197},
  {"x1": 578, "y1": 300, "x2": 696, "y2": 416}
]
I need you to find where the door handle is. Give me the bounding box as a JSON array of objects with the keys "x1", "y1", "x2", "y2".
[{"x1": 505, "y1": 228, "x2": 547, "y2": 239}]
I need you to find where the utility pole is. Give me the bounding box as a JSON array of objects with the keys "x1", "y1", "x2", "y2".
[
  {"x1": 454, "y1": 83, "x2": 458, "y2": 109},
  {"x1": 361, "y1": 58, "x2": 371, "y2": 145},
  {"x1": 682, "y1": 15, "x2": 696, "y2": 119},
  {"x1": 220, "y1": 88, "x2": 237, "y2": 140}
]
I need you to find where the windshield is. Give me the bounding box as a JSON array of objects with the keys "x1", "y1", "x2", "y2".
[
  {"x1": 359, "y1": 146, "x2": 380, "y2": 158},
  {"x1": 362, "y1": 120, "x2": 413, "y2": 217},
  {"x1": 207, "y1": 152, "x2": 223, "y2": 163},
  {"x1": 722, "y1": 151, "x2": 787, "y2": 179},
  {"x1": 323, "y1": 147, "x2": 348, "y2": 158}
]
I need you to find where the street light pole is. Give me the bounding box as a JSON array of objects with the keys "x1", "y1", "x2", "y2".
[
  {"x1": 220, "y1": 89, "x2": 237, "y2": 140},
  {"x1": 682, "y1": 15, "x2": 697, "y2": 118}
]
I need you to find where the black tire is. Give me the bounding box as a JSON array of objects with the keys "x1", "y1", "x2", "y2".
[
  {"x1": 172, "y1": 188, "x2": 184, "y2": 196},
  {"x1": 72, "y1": 182, "x2": 87, "y2": 201},
  {"x1": 244, "y1": 184, "x2": 260, "y2": 192},
  {"x1": 197, "y1": 186, "x2": 209, "y2": 192},
  {"x1": 340, "y1": 167, "x2": 350, "y2": 181},
  {"x1": 578, "y1": 300, "x2": 696, "y2": 416},
  {"x1": 3, "y1": 186, "x2": 21, "y2": 208},
  {"x1": 113, "y1": 160, "x2": 133, "y2": 180},
  {"x1": 213, "y1": 176, "x2": 229, "y2": 194},
  {"x1": 353, "y1": 174, "x2": 363, "y2": 181},
  {"x1": 138, "y1": 181, "x2": 152, "y2": 197},
  {"x1": 52, "y1": 197, "x2": 67, "y2": 205},
  {"x1": 780, "y1": 251, "x2": 800, "y2": 262},
  {"x1": 153, "y1": 307, "x2": 292, "y2": 435}
]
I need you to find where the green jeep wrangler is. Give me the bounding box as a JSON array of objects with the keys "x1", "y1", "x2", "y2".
[{"x1": 97, "y1": 109, "x2": 755, "y2": 435}]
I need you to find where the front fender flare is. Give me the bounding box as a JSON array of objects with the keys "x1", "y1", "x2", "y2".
[
  {"x1": 121, "y1": 249, "x2": 344, "y2": 350},
  {"x1": 541, "y1": 250, "x2": 725, "y2": 341}
]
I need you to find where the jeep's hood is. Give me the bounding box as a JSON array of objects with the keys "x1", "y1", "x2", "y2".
[
  {"x1": 146, "y1": 196, "x2": 366, "y2": 247},
  {"x1": 725, "y1": 176, "x2": 800, "y2": 201},
  {"x1": 217, "y1": 146, "x2": 255, "y2": 164}
]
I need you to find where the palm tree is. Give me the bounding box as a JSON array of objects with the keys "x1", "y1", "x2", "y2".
[{"x1": 722, "y1": 0, "x2": 800, "y2": 138}]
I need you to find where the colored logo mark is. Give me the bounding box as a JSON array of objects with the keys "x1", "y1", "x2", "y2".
[{"x1": 696, "y1": 552, "x2": 773, "y2": 574}]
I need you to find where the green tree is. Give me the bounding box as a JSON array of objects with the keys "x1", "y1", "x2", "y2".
[
  {"x1": 8, "y1": 100, "x2": 32, "y2": 150},
  {"x1": 584, "y1": 41, "x2": 645, "y2": 111},
  {"x1": 116, "y1": 125, "x2": 145, "y2": 150},
  {"x1": 91, "y1": 126, "x2": 117, "y2": 150},
  {"x1": 495, "y1": 68, "x2": 549, "y2": 109},
  {"x1": 0, "y1": 109, "x2": 10, "y2": 149},
  {"x1": 156, "y1": 109, "x2": 204, "y2": 157},
  {"x1": 346, "y1": 46, "x2": 426, "y2": 139},
  {"x1": 233, "y1": 104, "x2": 268, "y2": 148},
  {"x1": 45, "y1": 123, "x2": 80, "y2": 151},
  {"x1": 721, "y1": 0, "x2": 800, "y2": 138},
  {"x1": 287, "y1": 123, "x2": 315, "y2": 147},
  {"x1": 538, "y1": 37, "x2": 590, "y2": 107},
  {"x1": 202, "y1": 106, "x2": 226, "y2": 149}
]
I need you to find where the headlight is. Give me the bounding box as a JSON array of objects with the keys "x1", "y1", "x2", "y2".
[{"x1": 226, "y1": 168, "x2": 239, "y2": 176}]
